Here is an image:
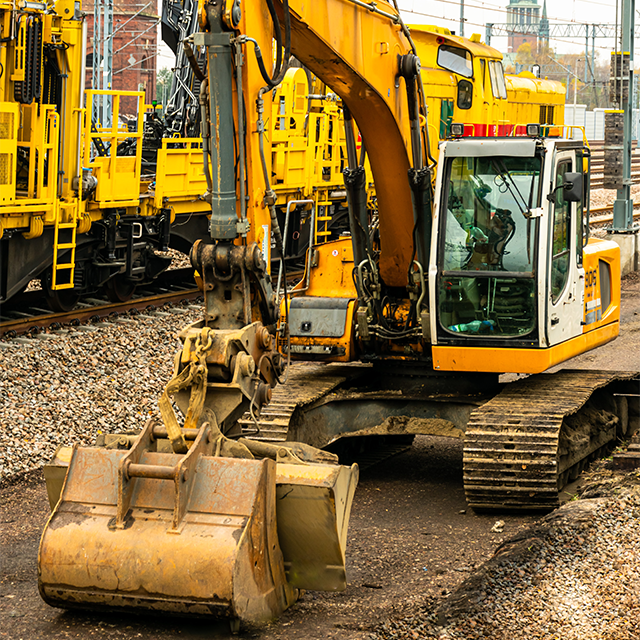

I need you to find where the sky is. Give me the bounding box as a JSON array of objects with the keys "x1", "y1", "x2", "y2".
[{"x1": 155, "y1": 0, "x2": 629, "y2": 71}]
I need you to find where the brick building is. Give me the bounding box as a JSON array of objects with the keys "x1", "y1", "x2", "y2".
[
  {"x1": 506, "y1": 0, "x2": 542, "y2": 53},
  {"x1": 84, "y1": 0, "x2": 158, "y2": 116}
]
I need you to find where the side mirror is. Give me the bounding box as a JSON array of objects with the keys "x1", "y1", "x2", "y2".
[{"x1": 563, "y1": 172, "x2": 583, "y2": 203}]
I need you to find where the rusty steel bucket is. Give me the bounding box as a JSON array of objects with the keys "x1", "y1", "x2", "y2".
[{"x1": 39, "y1": 423, "x2": 358, "y2": 622}]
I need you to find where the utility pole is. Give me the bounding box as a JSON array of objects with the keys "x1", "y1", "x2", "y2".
[
  {"x1": 584, "y1": 26, "x2": 590, "y2": 85},
  {"x1": 485, "y1": 22, "x2": 493, "y2": 45},
  {"x1": 613, "y1": 0, "x2": 635, "y2": 230},
  {"x1": 572, "y1": 58, "x2": 582, "y2": 133},
  {"x1": 459, "y1": 0, "x2": 464, "y2": 37},
  {"x1": 574, "y1": 58, "x2": 580, "y2": 108}
]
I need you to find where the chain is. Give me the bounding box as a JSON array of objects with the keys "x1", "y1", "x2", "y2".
[{"x1": 158, "y1": 327, "x2": 215, "y2": 453}]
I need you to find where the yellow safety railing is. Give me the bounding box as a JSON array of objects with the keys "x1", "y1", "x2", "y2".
[
  {"x1": 83, "y1": 90, "x2": 144, "y2": 207},
  {"x1": 271, "y1": 69, "x2": 309, "y2": 191},
  {"x1": 17, "y1": 105, "x2": 60, "y2": 203},
  {"x1": 154, "y1": 137, "x2": 207, "y2": 207},
  {"x1": 0, "y1": 102, "x2": 18, "y2": 204}
]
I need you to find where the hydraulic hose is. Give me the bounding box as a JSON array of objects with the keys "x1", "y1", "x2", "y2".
[
  {"x1": 199, "y1": 78, "x2": 213, "y2": 193},
  {"x1": 183, "y1": 40, "x2": 205, "y2": 82},
  {"x1": 251, "y1": 0, "x2": 291, "y2": 88}
]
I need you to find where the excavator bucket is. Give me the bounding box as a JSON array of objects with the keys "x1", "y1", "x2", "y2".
[{"x1": 39, "y1": 422, "x2": 358, "y2": 623}]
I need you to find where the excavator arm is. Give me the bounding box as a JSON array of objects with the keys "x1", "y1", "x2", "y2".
[
  {"x1": 158, "y1": 0, "x2": 436, "y2": 444},
  {"x1": 273, "y1": 0, "x2": 419, "y2": 282}
]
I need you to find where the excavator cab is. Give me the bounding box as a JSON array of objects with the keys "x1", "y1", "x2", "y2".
[
  {"x1": 282, "y1": 133, "x2": 621, "y2": 376},
  {"x1": 430, "y1": 135, "x2": 621, "y2": 374}
]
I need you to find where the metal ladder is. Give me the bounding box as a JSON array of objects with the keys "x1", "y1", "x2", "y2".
[
  {"x1": 315, "y1": 195, "x2": 333, "y2": 243},
  {"x1": 51, "y1": 203, "x2": 77, "y2": 289}
]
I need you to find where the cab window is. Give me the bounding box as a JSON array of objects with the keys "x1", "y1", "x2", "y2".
[
  {"x1": 457, "y1": 80, "x2": 473, "y2": 110},
  {"x1": 479, "y1": 59, "x2": 486, "y2": 94},
  {"x1": 438, "y1": 155, "x2": 541, "y2": 338},
  {"x1": 489, "y1": 60, "x2": 508, "y2": 99},
  {"x1": 437, "y1": 45, "x2": 473, "y2": 78},
  {"x1": 440, "y1": 99, "x2": 454, "y2": 137},
  {"x1": 551, "y1": 161, "x2": 572, "y2": 303},
  {"x1": 577, "y1": 153, "x2": 589, "y2": 262}
]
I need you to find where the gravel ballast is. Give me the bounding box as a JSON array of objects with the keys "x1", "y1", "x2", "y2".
[
  {"x1": 0, "y1": 307, "x2": 201, "y2": 480},
  {"x1": 370, "y1": 469, "x2": 640, "y2": 640}
]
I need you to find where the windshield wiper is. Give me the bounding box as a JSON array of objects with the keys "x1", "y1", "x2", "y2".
[{"x1": 492, "y1": 159, "x2": 532, "y2": 218}]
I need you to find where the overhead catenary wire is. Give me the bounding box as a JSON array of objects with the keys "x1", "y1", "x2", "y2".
[
  {"x1": 112, "y1": 18, "x2": 160, "y2": 55},
  {"x1": 401, "y1": 6, "x2": 627, "y2": 51},
  {"x1": 112, "y1": 53, "x2": 155, "y2": 74},
  {"x1": 402, "y1": 0, "x2": 620, "y2": 29},
  {"x1": 108, "y1": 2, "x2": 152, "y2": 40},
  {"x1": 401, "y1": 0, "x2": 634, "y2": 53}
]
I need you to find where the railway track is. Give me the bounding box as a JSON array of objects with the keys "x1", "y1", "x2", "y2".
[
  {"x1": 589, "y1": 204, "x2": 640, "y2": 228},
  {"x1": 587, "y1": 141, "x2": 640, "y2": 188},
  {"x1": 0, "y1": 265, "x2": 304, "y2": 339},
  {"x1": 587, "y1": 140, "x2": 640, "y2": 227},
  {"x1": 0, "y1": 268, "x2": 202, "y2": 339}
]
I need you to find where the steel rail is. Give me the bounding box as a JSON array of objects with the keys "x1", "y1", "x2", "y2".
[
  {"x1": 1, "y1": 286, "x2": 201, "y2": 338},
  {"x1": 589, "y1": 206, "x2": 640, "y2": 227}
]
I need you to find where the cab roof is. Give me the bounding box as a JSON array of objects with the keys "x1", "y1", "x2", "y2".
[{"x1": 407, "y1": 24, "x2": 504, "y2": 61}]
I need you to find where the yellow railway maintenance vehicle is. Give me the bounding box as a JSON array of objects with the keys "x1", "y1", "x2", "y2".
[
  {"x1": 39, "y1": 0, "x2": 637, "y2": 627},
  {"x1": 0, "y1": 0, "x2": 565, "y2": 312},
  {"x1": 0, "y1": 0, "x2": 212, "y2": 311},
  {"x1": 268, "y1": 67, "x2": 353, "y2": 265},
  {"x1": 408, "y1": 26, "x2": 564, "y2": 146}
]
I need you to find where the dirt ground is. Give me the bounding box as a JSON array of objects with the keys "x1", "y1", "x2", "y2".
[
  {"x1": 1, "y1": 272, "x2": 638, "y2": 640},
  {"x1": 1, "y1": 440, "x2": 542, "y2": 640}
]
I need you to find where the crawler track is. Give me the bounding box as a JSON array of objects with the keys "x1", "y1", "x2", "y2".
[
  {"x1": 239, "y1": 362, "x2": 417, "y2": 470},
  {"x1": 239, "y1": 363, "x2": 349, "y2": 441},
  {"x1": 463, "y1": 370, "x2": 639, "y2": 510},
  {"x1": 242, "y1": 365, "x2": 639, "y2": 508}
]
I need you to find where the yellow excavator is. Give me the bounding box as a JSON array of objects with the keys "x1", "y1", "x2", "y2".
[{"x1": 40, "y1": 0, "x2": 638, "y2": 627}]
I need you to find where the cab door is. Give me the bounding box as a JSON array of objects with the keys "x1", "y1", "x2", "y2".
[{"x1": 546, "y1": 152, "x2": 585, "y2": 346}]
